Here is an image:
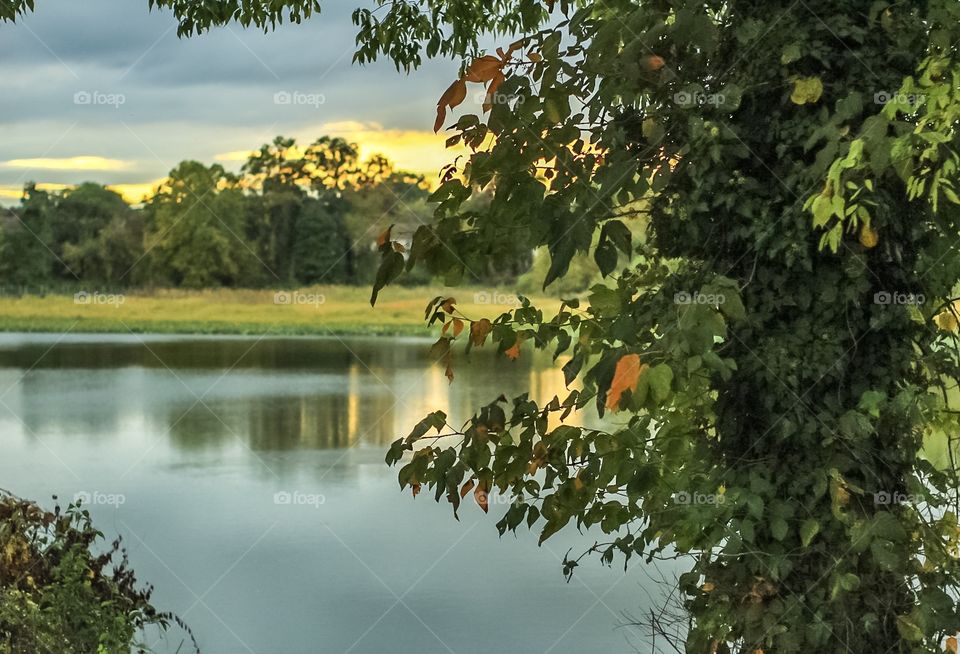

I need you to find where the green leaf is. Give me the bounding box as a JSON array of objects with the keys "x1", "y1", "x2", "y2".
[
  {"x1": 771, "y1": 517, "x2": 788, "y2": 541},
  {"x1": 839, "y1": 572, "x2": 860, "y2": 591},
  {"x1": 588, "y1": 286, "x2": 621, "y2": 317},
  {"x1": 780, "y1": 43, "x2": 801, "y2": 65},
  {"x1": 370, "y1": 250, "x2": 405, "y2": 306},
  {"x1": 647, "y1": 364, "x2": 673, "y2": 402},
  {"x1": 594, "y1": 239, "x2": 618, "y2": 277},
  {"x1": 895, "y1": 615, "x2": 923, "y2": 642},
  {"x1": 800, "y1": 518, "x2": 820, "y2": 547}
]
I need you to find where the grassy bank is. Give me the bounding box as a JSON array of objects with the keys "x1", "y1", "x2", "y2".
[{"x1": 0, "y1": 286, "x2": 557, "y2": 337}]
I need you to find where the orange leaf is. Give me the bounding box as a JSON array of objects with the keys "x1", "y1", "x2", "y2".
[
  {"x1": 433, "y1": 105, "x2": 447, "y2": 133},
  {"x1": 412, "y1": 483, "x2": 422, "y2": 498},
  {"x1": 376, "y1": 224, "x2": 393, "y2": 247},
  {"x1": 460, "y1": 479, "x2": 475, "y2": 499},
  {"x1": 474, "y1": 482, "x2": 489, "y2": 513},
  {"x1": 642, "y1": 55, "x2": 666, "y2": 71},
  {"x1": 483, "y1": 71, "x2": 507, "y2": 112},
  {"x1": 444, "y1": 361, "x2": 454, "y2": 383},
  {"x1": 465, "y1": 55, "x2": 502, "y2": 83},
  {"x1": 470, "y1": 318, "x2": 493, "y2": 346},
  {"x1": 947, "y1": 636, "x2": 958, "y2": 653},
  {"x1": 504, "y1": 337, "x2": 521, "y2": 360},
  {"x1": 434, "y1": 79, "x2": 468, "y2": 132},
  {"x1": 605, "y1": 354, "x2": 646, "y2": 410},
  {"x1": 452, "y1": 318, "x2": 465, "y2": 338},
  {"x1": 440, "y1": 297, "x2": 457, "y2": 314},
  {"x1": 527, "y1": 52, "x2": 542, "y2": 62}
]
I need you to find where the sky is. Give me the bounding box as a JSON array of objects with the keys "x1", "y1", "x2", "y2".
[{"x1": 0, "y1": 0, "x2": 464, "y2": 204}]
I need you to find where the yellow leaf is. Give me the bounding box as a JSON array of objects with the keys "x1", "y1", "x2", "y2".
[
  {"x1": 701, "y1": 582, "x2": 715, "y2": 592},
  {"x1": 790, "y1": 76, "x2": 824, "y2": 105},
  {"x1": 605, "y1": 354, "x2": 647, "y2": 411},
  {"x1": 859, "y1": 224, "x2": 878, "y2": 248},
  {"x1": 936, "y1": 311, "x2": 959, "y2": 333}
]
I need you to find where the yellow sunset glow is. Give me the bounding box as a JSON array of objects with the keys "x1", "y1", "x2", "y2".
[
  {"x1": 0, "y1": 183, "x2": 73, "y2": 200},
  {"x1": 213, "y1": 122, "x2": 464, "y2": 179},
  {"x1": 321, "y1": 121, "x2": 461, "y2": 178},
  {"x1": 107, "y1": 180, "x2": 163, "y2": 204},
  {"x1": 0, "y1": 180, "x2": 161, "y2": 204},
  {"x1": 2, "y1": 156, "x2": 132, "y2": 172}
]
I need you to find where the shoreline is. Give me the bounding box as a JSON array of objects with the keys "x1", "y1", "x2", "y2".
[{"x1": 0, "y1": 286, "x2": 553, "y2": 338}]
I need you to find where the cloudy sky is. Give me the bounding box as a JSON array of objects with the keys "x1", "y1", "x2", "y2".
[{"x1": 0, "y1": 0, "x2": 463, "y2": 204}]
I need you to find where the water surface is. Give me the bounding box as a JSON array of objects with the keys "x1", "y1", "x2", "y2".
[{"x1": 0, "y1": 333, "x2": 675, "y2": 653}]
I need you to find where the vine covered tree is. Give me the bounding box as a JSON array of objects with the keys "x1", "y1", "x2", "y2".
[{"x1": 7, "y1": 1, "x2": 960, "y2": 651}]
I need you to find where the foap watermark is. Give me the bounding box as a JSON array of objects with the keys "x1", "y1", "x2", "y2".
[
  {"x1": 874, "y1": 91, "x2": 926, "y2": 106},
  {"x1": 273, "y1": 490, "x2": 325, "y2": 508},
  {"x1": 73, "y1": 490, "x2": 126, "y2": 507},
  {"x1": 473, "y1": 291, "x2": 521, "y2": 306},
  {"x1": 874, "y1": 491, "x2": 919, "y2": 506},
  {"x1": 274, "y1": 290, "x2": 326, "y2": 308},
  {"x1": 874, "y1": 291, "x2": 924, "y2": 306},
  {"x1": 273, "y1": 91, "x2": 326, "y2": 108},
  {"x1": 673, "y1": 91, "x2": 728, "y2": 108},
  {"x1": 674, "y1": 291, "x2": 725, "y2": 306},
  {"x1": 73, "y1": 90, "x2": 125, "y2": 108},
  {"x1": 471, "y1": 90, "x2": 525, "y2": 107},
  {"x1": 74, "y1": 290, "x2": 125, "y2": 308},
  {"x1": 673, "y1": 491, "x2": 725, "y2": 506}
]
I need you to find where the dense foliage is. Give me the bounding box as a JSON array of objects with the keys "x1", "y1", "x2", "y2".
[{"x1": 0, "y1": 491, "x2": 193, "y2": 653}]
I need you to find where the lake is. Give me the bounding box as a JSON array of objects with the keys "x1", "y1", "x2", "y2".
[{"x1": 0, "y1": 333, "x2": 676, "y2": 653}]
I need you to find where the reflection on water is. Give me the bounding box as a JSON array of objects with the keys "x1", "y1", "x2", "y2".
[
  {"x1": 0, "y1": 333, "x2": 663, "y2": 654},
  {"x1": 0, "y1": 334, "x2": 574, "y2": 452}
]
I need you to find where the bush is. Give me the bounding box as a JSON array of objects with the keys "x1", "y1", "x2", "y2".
[{"x1": 0, "y1": 491, "x2": 194, "y2": 653}]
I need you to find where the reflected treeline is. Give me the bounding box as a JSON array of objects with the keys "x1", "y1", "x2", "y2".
[
  {"x1": 0, "y1": 335, "x2": 591, "y2": 455},
  {"x1": 0, "y1": 335, "x2": 436, "y2": 372}
]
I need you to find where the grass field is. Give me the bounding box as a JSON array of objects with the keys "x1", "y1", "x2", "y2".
[{"x1": 0, "y1": 286, "x2": 558, "y2": 336}]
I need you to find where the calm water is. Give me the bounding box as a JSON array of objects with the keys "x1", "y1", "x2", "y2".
[{"x1": 0, "y1": 333, "x2": 675, "y2": 653}]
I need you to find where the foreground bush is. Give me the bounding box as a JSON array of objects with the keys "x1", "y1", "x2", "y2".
[{"x1": 0, "y1": 491, "x2": 193, "y2": 653}]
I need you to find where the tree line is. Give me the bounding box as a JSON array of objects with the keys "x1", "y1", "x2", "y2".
[{"x1": 0, "y1": 135, "x2": 530, "y2": 292}]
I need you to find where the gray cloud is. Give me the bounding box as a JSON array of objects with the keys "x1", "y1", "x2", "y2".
[{"x1": 0, "y1": 0, "x2": 457, "y2": 197}]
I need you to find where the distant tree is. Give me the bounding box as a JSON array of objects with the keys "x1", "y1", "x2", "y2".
[
  {"x1": 0, "y1": 184, "x2": 56, "y2": 289},
  {"x1": 342, "y1": 171, "x2": 432, "y2": 284},
  {"x1": 144, "y1": 161, "x2": 252, "y2": 287},
  {"x1": 292, "y1": 197, "x2": 352, "y2": 284},
  {"x1": 54, "y1": 183, "x2": 143, "y2": 283},
  {"x1": 243, "y1": 135, "x2": 365, "y2": 282}
]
